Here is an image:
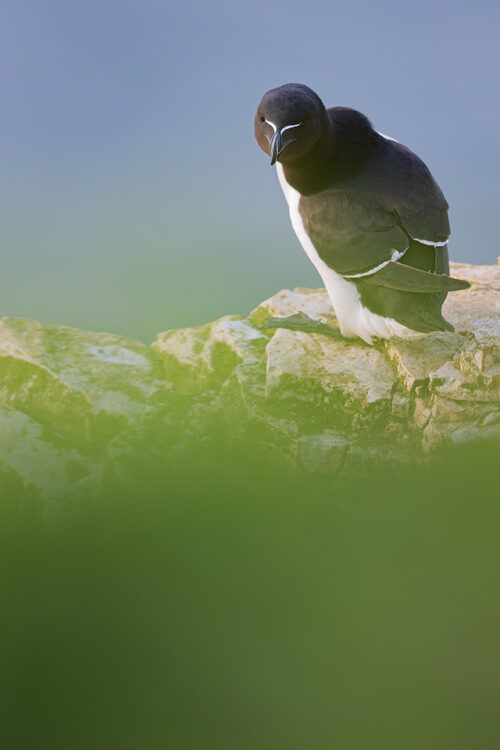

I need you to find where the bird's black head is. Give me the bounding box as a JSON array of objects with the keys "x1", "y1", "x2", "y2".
[{"x1": 254, "y1": 83, "x2": 327, "y2": 165}]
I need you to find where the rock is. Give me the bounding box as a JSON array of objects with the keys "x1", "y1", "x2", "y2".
[
  {"x1": 0, "y1": 261, "x2": 499, "y2": 506},
  {"x1": 0, "y1": 317, "x2": 162, "y2": 510},
  {"x1": 0, "y1": 317, "x2": 158, "y2": 440},
  {"x1": 153, "y1": 316, "x2": 268, "y2": 392}
]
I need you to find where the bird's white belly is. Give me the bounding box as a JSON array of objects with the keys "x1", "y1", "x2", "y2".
[{"x1": 276, "y1": 164, "x2": 416, "y2": 344}]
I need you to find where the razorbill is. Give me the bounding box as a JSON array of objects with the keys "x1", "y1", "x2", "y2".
[{"x1": 254, "y1": 83, "x2": 470, "y2": 344}]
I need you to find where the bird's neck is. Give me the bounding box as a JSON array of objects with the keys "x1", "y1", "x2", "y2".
[{"x1": 281, "y1": 121, "x2": 378, "y2": 196}]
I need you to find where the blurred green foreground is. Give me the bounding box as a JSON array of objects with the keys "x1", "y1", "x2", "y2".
[{"x1": 0, "y1": 439, "x2": 499, "y2": 749}]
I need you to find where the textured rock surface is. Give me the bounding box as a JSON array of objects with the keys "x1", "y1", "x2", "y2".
[{"x1": 0, "y1": 261, "x2": 499, "y2": 504}]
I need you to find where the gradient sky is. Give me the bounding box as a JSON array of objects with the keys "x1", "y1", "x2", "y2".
[{"x1": 1, "y1": 0, "x2": 498, "y2": 341}]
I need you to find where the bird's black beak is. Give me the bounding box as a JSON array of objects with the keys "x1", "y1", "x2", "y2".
[
  {"x1": 269, "y1": 130, "x2": 282, "y2": 166},
  {"x1": 269, "y1": 130, "x2": 297, "y2": 166}
]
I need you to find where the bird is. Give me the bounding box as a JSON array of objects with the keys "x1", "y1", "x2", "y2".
[{"x1": 254, "y1": 83, "x2": 470, "y2": 344}]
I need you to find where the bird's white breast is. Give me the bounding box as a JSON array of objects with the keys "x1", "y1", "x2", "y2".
[{"x1": 276, "y1": 163, "x2": 416, "y2": 344}]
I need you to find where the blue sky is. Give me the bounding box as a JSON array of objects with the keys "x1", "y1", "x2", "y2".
[{"x1": 1, "y1": 0, "x2": 498, "y2": 339}]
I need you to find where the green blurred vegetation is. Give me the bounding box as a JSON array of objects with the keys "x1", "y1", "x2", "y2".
[{"x1": 0, "y1": 439, "x2": 499, "y2": 749}]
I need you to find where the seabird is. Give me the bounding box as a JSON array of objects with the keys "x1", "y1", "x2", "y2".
[{"x1": 254, "y1": 83, "x2": 470, "y2": 344}]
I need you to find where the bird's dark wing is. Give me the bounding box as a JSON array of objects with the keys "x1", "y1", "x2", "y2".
[
  {"x1": 299, "y1": 188, "x2": 409, "y2": 276},
  {"x1": 298, "y1": 165, "x2": 469, "y2": 293},
  {"x1": 375, "y1": 138, "x2": 451, "y2": 244}
]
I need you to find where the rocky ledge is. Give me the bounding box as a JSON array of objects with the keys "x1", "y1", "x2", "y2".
[{"x1": 0, "y1": 261, "x2": 499, "y2": 504}]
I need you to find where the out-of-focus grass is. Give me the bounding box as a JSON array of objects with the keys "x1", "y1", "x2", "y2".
[{"x1": 0, "y1": 440, "x2": 499, "y2": 749}]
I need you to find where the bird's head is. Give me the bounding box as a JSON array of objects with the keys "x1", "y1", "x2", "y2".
[{"x1": 254, "y1": 83, "x2": 327, "y2": 165}]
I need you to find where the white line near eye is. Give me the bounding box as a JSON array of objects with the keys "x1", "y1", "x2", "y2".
[
  {"x1": 264, "y1": 119, "x2": 277, "y2": 132},
  {"x1": 281, "y1": 122, "x2": 302, "y2": 133}
]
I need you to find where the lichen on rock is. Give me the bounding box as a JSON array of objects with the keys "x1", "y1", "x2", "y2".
[{"x1": 0, "y1": 261, "x2": 499, "y2": 507}]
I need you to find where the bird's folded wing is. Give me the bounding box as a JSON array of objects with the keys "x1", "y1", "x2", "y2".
[
  {"x1": 362, "y1": 262, "x2": 470, "y2": 293},
  {"x1": 299, "y1": 188, "x2": 465, "y2": 291},
  {"x1": 381, "y1": 142, "x2": 451, "y2": 244},
  {"x1": 300, "y1": 189, "x2": 409, "y2": 275}
]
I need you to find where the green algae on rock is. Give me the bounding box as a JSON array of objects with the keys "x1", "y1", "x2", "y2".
[{"x1": 0, "y1": 261, "x2": 499, "y2": 507}]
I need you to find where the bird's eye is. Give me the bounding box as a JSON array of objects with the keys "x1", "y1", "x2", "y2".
[{"x1": 260, "y1": 115, "x2": 265, "y2": 122}]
